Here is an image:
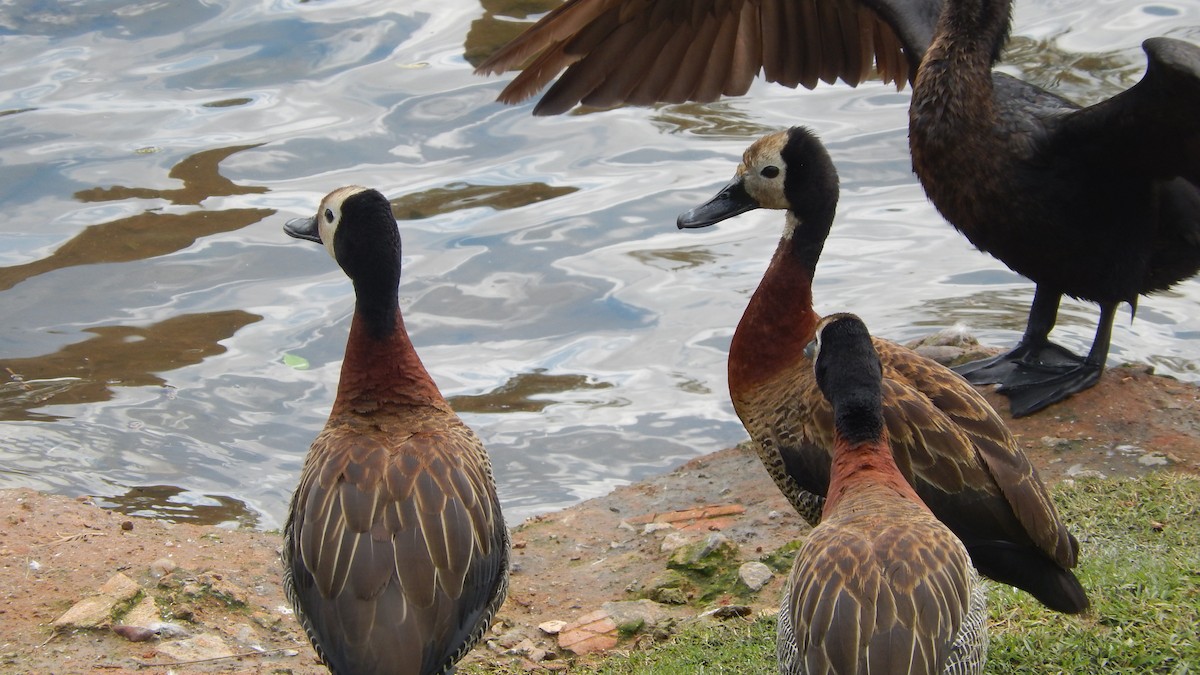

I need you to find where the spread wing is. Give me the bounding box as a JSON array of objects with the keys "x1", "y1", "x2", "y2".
[
  {"x1": 475, "y1": 0, "x2": 944, "y2": 115},
  {"x1": 284, "y1": 417, "x2": 508, "y2": 674}
]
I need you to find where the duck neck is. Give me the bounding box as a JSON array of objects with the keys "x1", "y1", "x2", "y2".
[
  {"x1": 333, "y1": 291, "x2": 446, "y2": 415},
  {"x1": 913, "y1": 0, "x2": 1010, "y2": 127},
  {"x1": 929, "y1": 0, "x2": 1011, "y2": 67},
  {"x1": 728, "y1": 210, "x2": 827, "y2": 396},
  {"x1": 823, "y1": 430, "x2": 925, "y2": 517}
]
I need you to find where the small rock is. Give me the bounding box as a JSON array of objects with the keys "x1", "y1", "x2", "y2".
[
  {"x1": 659, "y1": 531, "x2": 694, "y2": 553},
  {"x1": 53, "y1": 572, "x2": 142, "y2": 630},
  {"x1": 149, "y1": 557, "x2": 177, "y2": 578},
  {"x1": 538, "y1": 620, "x2": 567, "y2": 635},
  {"x1": 667, "y1": 533, "x2": 737, "y2": 575},
  {"x1": 171, "y1": 600, "x2": 194, "y2": 619},
  {"x1": 156, "y1": 633, "x2": 233, "y2": 662},
  {"x1": 1041, "y1": 436, "x2": 1070, "y2": 448},
  {"x1": 122, "y1": 594, "x2": 161, "y2": 627},
  {"x1": 1065, "y1": 464, "x2": 1107, "y2": 480},
  {"x1": 120, "y1": 520, "x2": 134, "y2": 531},
  {"x1": 557, "y1": 609, "x2": 619, "y2": 655},
  {"x1": 642, "y1": 522, "x2": 673, "y2": 535},
  {"x1": 1138, "y1": 452, "x2": 1170, "y2": 467},
  {"x1": 113, "y1": 625, "x2": 158, "y2": 642},
  {"x1": 737, "y1": 562, "x2": 773, "y2": 592},
  {"x1": 601, "y1": 599, "x2": 668, "y2": 635},
  {"x1": 492, "y1": 629, "x2": 527, "y2": 650}
]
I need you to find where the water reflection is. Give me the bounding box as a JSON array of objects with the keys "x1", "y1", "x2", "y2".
[
  {"x1": 462, "y1": 0, "x2": 561, "y2": 68},
  {"x1": 448, "y1": 369, "x2": 612, "y2": 414},
  {"x1": 392, "y1": 181, "x2": 577, "y2": 220},
  {"x1": 0, "y1": 144, "x2": 272, "y2": 291},
  {"x1": 1004, "y1": 36, "x2": 1146, "y2": 102},
  {"x1": 94, "y1": 484, "x2": 260, "y2": 528},
  {"x1": 74, "y1": 144, "x2": 268, "y2": 206},
  {"x1": 0, "y1": 310, "x2": 260, "y2": 421}
]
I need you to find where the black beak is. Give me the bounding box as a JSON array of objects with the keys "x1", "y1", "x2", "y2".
[
  {"x1": 284, "y1": 215, "x2": 322, "y2": 243},
  {"x1": 677, "y1": 176, "x2": 760, "y2": 229}
]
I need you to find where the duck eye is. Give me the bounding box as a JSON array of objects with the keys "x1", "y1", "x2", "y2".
[
  {"x1": 324, "y1": 208, "x2": 335, "y2": 222},
  {"x1": 761, "y1": 166, "x2": 780, "y2": 179}
]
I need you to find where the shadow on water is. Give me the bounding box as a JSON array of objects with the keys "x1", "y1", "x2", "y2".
[
  {"x1": 461, "y1": 0, "x2": 561, "y2": 68},
  {"x1": 0, "y1": 145, "x2": 273, "y2": 292},
  {"x1": 448, "y1": 369, "x2": 612, "y2": 414},
  {"x1": 391, "y1": 181, "x2": 577, "y2": 220},
  {"x1": 0, "y1": 310, "x2": 261, "y2": 422},
  {"x1": 94, "y1": 484, "x2": 260, "y2": 528}
]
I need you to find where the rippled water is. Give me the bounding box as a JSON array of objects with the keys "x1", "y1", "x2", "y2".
[{"x1": 1, "y1": 0, "x2": 1197, "y2": 528}]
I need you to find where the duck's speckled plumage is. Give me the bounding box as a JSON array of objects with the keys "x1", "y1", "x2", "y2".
[
  {"x1": 677, "y1": 128, "x2": 1087, "y2": 614},
  {"x1": 776, "y1": 313, "x2": 986, "y2": 675},
  {"x1": 282, "y1": 187, "x2": 508, "y2": 675}
]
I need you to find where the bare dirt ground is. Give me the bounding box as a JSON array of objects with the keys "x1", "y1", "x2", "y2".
[{"x1": 1, "y1": 364, "x2": 1197, "y2": 674}]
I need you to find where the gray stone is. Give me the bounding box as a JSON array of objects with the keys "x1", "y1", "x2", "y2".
[{"x1": 738, "y1": 561, "x2": 774, "y2": 592}]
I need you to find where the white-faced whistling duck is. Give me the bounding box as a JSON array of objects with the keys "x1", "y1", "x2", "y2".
[
  {"x1": 282, "y1": 186, "x2": 509, "y2": 675},
  {"x1": 677, "y1": 128, "x2": 1088, "y2": 614},
  {"x1": 777, "y1": 311, "x2": 987, "y2": 675}
]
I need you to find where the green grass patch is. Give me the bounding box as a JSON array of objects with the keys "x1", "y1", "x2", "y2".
[
  {"x1": 985, "y1": 472, "x2": 1200, "y2": 674},
  {"x1": 466, "y1": 472, "x2": 1200, "y2": 673}
]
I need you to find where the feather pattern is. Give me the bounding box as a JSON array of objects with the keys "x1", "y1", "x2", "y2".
[
  {"x1": 282, "y1": 187, "x2": 509, "y2": 675},
  {"x1": 676, "y1": 128, "x2": 1087, "y2": 614},
  {"x1": 475, "y1": 0, "x2": 944, "y2": 115},
  {"x1": 775, "y1": 313, "x2": 987, "y2": 674}
]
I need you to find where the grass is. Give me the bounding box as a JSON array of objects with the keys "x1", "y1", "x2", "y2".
[{"x1": 465, "y1": 472, "x2": 1200, "y2": 674}]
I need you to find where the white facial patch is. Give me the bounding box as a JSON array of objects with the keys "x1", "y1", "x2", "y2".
[{"x1": 317, "y1": 185, "x2": 369, "y2": 260}]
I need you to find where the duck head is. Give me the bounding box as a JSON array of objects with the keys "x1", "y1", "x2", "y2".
[
  {"x1": 811, "y1": 313, "x2": 885, "y2": 445},
  {"x1": 285, "y1": 186, "x2": 402, "y2": 288},
  {"x1": 677, "y1": 127, "x2": 839, "y2": 232}
]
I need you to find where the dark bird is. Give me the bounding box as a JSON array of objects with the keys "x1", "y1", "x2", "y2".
[
  {"x1": 476, "y1": 0, "x2": 1200, "y2": 417},
  {"x1": 908, "y1": 3, "x2": 1200, "y2": 416},
  {"x1": 677, "y1": 127, "x2": 1087, "y2": 613},
  {"x1": 778, "y1": 311, "x2": 987, "y2": 675},
  {"x1": 282, "y1": 186, "x2": 509, "y2": 675}
]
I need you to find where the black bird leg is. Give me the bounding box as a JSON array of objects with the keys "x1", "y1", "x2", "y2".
[
  {"x1": 954, "y1": 286, "x2": 1081, "y2": 383},
  {"x1": 999, "y1": 301, "x2": 1115, "y2": 416}
]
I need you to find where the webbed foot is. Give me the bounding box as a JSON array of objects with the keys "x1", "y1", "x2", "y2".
[
  {"x1": 997, "y1": 361, "x2": 1103, "y2": 417},
  {"x1": 953, "y1": 341, "x2": 1084, "y2": 385}
]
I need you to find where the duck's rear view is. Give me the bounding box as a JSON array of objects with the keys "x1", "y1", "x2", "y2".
[
  {"x1": 779, "y1": 312, "x2": 987, "y2": 674},
  {"x1": 282, "y1": 186, "x2": 509, "y2": 675}
]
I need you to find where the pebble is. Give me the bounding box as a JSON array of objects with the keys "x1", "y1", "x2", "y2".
[
  {"x1": 1066, "y1": 464, "x2": 1107, "y2": 480},
  {"x1": 1138, "y1": 452, "x2": 1170, "y2": 467},
  {"x1": 737, "y1": 561, "x2": 774, "y2": 592},
  {"x1": 149, "y1": 557, "x2": 177, "y2": 578},
  {"x1": 538, "y1": 620, "x2": 567, "y2": 635}
]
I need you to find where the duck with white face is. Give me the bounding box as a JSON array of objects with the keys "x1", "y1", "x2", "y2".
[
  {"x1": 677, "y1": 127, "x2": 1087, "y2": 615},
  {"x1": 282, "y1": 186, "x2": 509, "y2": 675}
]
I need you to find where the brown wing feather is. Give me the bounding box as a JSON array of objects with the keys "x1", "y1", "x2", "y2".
[
  {"x1": 475, "y1": 0, "x2": 922, "y2": 113},
  {"x1": 738, "y1": 335, "x2": 1076, "y2": 568},
  {"x1": 874, "y1": 339, "x2": 1078, "y2": 568}
]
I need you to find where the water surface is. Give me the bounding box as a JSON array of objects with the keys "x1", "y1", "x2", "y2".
[{"x1": 1, "y1": 0, "x2": 1197, "y2": 528}]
